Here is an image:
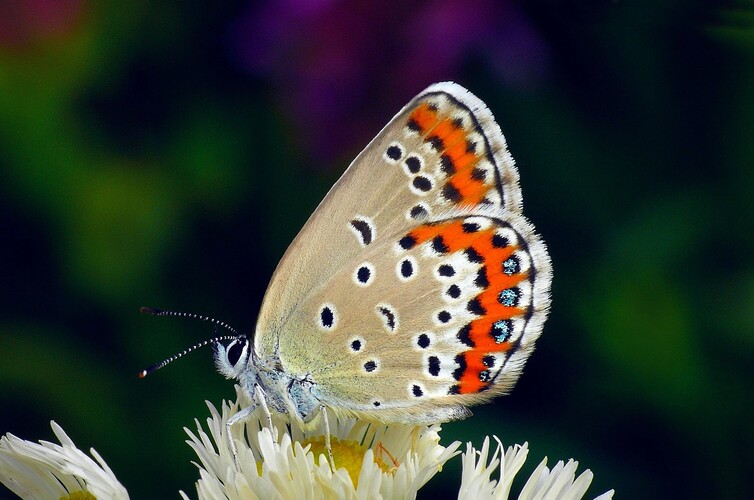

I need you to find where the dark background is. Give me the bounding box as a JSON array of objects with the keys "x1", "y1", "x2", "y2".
[{"x1": 1, "y1": 1, "x2": 752, "y2": 498}]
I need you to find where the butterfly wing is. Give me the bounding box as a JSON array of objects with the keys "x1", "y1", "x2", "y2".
[{"x1": 254, "y1": 82, "x2": 551, "y2": 423}]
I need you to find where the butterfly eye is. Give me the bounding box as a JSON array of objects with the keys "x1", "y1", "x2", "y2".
[{"x1": 226, "y1": 338, "x2": 247, "y2": 367}]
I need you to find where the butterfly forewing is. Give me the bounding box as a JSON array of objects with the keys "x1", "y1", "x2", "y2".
[{"x1": 253, "y1": 82, "x2": 551, "y2": 424}]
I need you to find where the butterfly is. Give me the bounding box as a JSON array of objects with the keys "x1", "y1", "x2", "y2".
[{"x1": 141, "y1": 82, "x2": 552, "y2": 468}]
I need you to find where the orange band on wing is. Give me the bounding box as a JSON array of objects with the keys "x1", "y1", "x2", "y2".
[
  {"x1": 404, "y1": 220, "x2": 529, "y2": 394},
  {"x1": 407, "y1": 103, "x2": 492, "y2": 207}
]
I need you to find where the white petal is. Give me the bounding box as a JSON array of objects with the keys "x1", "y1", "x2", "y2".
[{"x1": 0, "y1": 421, "x2": 128, "y2": 499}]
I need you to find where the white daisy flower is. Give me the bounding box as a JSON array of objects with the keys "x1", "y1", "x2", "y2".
[
  {"x1": 0, "y1": 420, "x2": 128, "y2": 500},
  {"x1": 458, "y1": 437, "x2": 614, "y2": 500},
  {"x1": 0, "y1": 398, "x2": 614, "y2": 500},
  {"x1": 182, "y1": 386, "x2": 462, "y2": 500}
]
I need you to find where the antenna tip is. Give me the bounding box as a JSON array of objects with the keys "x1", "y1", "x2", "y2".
[
  {"x1": 138, "y1": 369, "x2": 148, "y2": 379},
  {"x1": 140, "y1": 306, "x2": 161, "y2": 315}
]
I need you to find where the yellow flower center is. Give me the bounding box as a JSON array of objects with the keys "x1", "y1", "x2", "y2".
[
  {"x1": 301, "y1": 436, "x2": 395, "y2": 486},
  {"x1": 60, "y1": 491, "x2": 96, "y2": 500}
]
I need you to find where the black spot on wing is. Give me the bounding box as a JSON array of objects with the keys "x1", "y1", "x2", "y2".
[
  {"x1": 432, "y1": 236, "x2": 449, "y2": 254},
  {"x1": 452, "y1": 354, "x2": 467, "y2": 381},
  {"x1": 409, "y1": 205, "x2": 428, "y2": 219},
  {"x1": 428, "y1": 356, "x2": 441, "y2": 376},
  {"x1": 442, "y1": 183, "x2": 461, "y2": 203},
  {"x1": 350, "y1": 219, "x2": 373, "y2": 245},
  {"x1": 399, "y1": 234, "x2": 417, "y2": 250},
  {"x1": 405, "y1": 156, "x2": 421, "y2": 173},
  {"x1": 457, "y1": 324, "x2": 474, "y2": 347},
  {"x1": 378, "y1": 306, "x2": 397, "y2": 331}
]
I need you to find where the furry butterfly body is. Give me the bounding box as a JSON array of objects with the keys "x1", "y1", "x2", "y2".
[{"x1": 143, "y1": 82, "x2": 552, "y2": 466}]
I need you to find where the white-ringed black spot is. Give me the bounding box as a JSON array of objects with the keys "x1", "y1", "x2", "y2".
[
  {"x1": 426, "y1": 135, "x2": 444, "y2": 151},
  {"x1": 349, "y1": 218, "x2": 374, "y2": 246},
  {"x1": 448, "y1": 385, "x2": 461, "y2": 395},
  {"x1": 462, "y1": 222, "x2": 481, "y2": 233},
  {"x1": 438, "y1": 264, "x2": 456, "y2": 277},
  {"x1": 385, "y1": 143, "x2": 403, "y2": 161},
  {"x1": 357, "y1": 267, "x2": 370, "y2": 283},
  {"x1": 432, "y1": 236, "x2": 449, "y2": 254},
  {"x1": 471, "y1": 167, "x2": 486, "y2": 181},
  {"x1": 409, "y1": 204, "x2": 428, "y2": 220},
  {"x1": 413, "y1": 175, "x2": 433, "y2": 192},
  {"x1": 399, "y1": 258, "x2": 415, "y2": 279},
  {"x1": 373, "y1": 401, "x2": 381, "y2": 407},
  {"x1": 319, "y1": 304, "x2": 336, "y2": 330},
  {"x1": 465, "y1": 247, "x2": 484, "y2": 263},
  {"x1": 440, "y1": 154, "x2": 455, "y2": 175},
  {"x1": 428, "y1": 356, "x2": 441, "y2": 376},
  {"x1": 399, "y1": 234, "x2": 417, "y2": 250},
  {"x1": 377, "y1": 305, "x2": 397, "y2": 332},
  {"x1": 412, "y1": 384, "x2": 424, "y2": 397},
  {"x1": 447, "y1": 284, "x2": 461, "y2": 299},
  {"x1": 442, "y1": 183, "x2": 461, "y2": 203},
  {"x1": 467, "y1": 298, "x2": 486, "y2": 316},
  {"x1": 492, "y1": 234, "x2": 509, "y2": 248},
  {"x1": 482, "y1": 355, "x2": 496, "y2": 367},
  {"x1": 452, "y1": 354, "x2": 467, "y2": 381},
  {"x1": 437, "y1": 310, "x2": 452, "y2": 323},
  {"x1": 350, "y1": 339, "x2": 363, "y2": 352},
  {"x1": 364, "y1": 360, "x2": 378, "y2": 373},
  {"x1": 474, "y1": 267, "x2": 489, "y2": 289},
  {"x1": 457, "y1": 324, "x2": 474, "y2": 347},
  {"x1": 354, "y1": 263, "x2": 375, "y2": 286},
  {"x1": 466, "y1": 140, "x2": 477, "y2": 153},
  {"x1": 479, "y1": 370, "x2": 492, "y2": 383},
  {"x1": 404, "y1": 155, "x2": 422, "y2": 173},
  {"x1": 451, "y1": 117, "x2": 464, "y2": 128},
  {"x1": 417, "y1": 333, "x2": 430, "y2": 348}
]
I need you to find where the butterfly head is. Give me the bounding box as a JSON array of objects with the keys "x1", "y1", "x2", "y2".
[{"x1": 213, "y1": 335, "x2": 253, "y2": 379}]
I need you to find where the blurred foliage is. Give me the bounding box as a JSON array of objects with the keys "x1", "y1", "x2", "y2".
[{"x1": 1, "y1": 0, "x2": 752, "y2": 498}]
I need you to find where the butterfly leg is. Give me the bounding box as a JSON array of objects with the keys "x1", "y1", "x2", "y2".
[
  {"x1": 320, "y1": 404, "x2": 336, "y2": 470},
  {"x1": 226, "y1": 402, "x2": 257, "y2": 471},
  {"x1": 255, "y1": 384, "x2": 274, "y2": 431}
]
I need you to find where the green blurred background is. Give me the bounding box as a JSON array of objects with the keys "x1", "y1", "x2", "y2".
[{"x1": 1, "y1": 1, "x2": 752, "y2": 498}]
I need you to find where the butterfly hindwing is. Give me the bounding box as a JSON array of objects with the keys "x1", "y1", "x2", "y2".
[
  {"x1": 275, "y1": 210, "x2": 550, "y2": 423},
  {"x1": 253, "y1": 82, "x2": 551, "y2": 424}
]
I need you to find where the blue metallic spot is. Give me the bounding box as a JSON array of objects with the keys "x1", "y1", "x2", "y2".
[
  {"x1": 491, "y1": 320, "x2": 511, "y2": 343},
  {"x1": 502, "y1": 257, "x2": 519, "y2": 275},
  {"x1": 479, "y1": 370, "x2": 491, "y2": 382},
  {"x1": 498, "y1": 288, "x2": 519, "y2": 307}
]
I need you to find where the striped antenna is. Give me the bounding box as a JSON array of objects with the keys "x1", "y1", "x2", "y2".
[
  {"x1": 139, "y1": 306, "x2": 240, "y2": 336},
  {"x1": 138, "y1": 306, "x2": 243, "y2": 378}
]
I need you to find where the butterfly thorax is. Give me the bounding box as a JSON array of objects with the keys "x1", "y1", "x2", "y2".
[
  {"x1": 246, "y1": 351, "x2": 322, "y2": 424},
  {"x1": 214, "y1": 335, "x2": 319, "y2": 422}
]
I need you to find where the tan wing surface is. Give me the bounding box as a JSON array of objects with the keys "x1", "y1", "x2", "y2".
[
  {"x1": 255, "y1": 82, "x2": 523, "y2": 355},
  {"x1": 253, "y1": 82, "x2": 550, "y2": 423}
]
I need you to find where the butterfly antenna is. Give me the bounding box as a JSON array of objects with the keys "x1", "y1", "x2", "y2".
[
  {"x1": 138, "y1": 306, "x2": 243, "y2": 379},
  {"x1": 139, "y1": 306, "x2": 240, "y2": 336},
  {"x1": 138, "y1": 334, "x2": 238, "y2": 379}
]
